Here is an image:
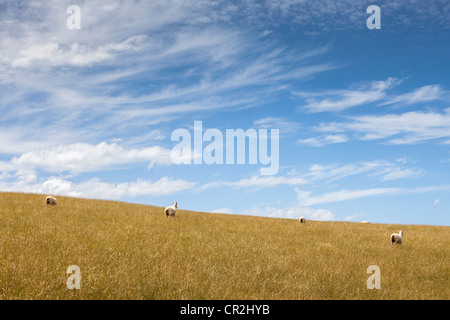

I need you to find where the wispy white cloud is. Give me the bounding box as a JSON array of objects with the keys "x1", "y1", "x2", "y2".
[
  {"x1": 297, "y1": 187, "x2": 401, "y2": 206},
  {"x1": 296, "y1": 80, "x2": 449, "y2": 114},
  {"x1": 381, "y1": 85, "x2": 447, "y2": 106},
  {"x1": 296, "y1": 77, "x2": 400, "y2": 113},
  {"x1": 199, "y1": 159, "x2": 422, "y2": 193},
  {"x1": 0, "y1": 140, "x2": 185, "y2": 198},
  {"x1": 378, "y1": 167, "x2": 423, "y2": 182},
  {"x1": 0, "y1": 176, "x2": 195, "y2": 200},
  {"x1": 201, "y1": 175, "x2": 309, "y2": 190},
  {"x1": 211, "y1": 208, "x2": 234, "y2": 214},
  {"x1": 297, "y1": 134, "x2": 348, "y2": 146},
  {"x1": 0, "y1": 139, "x2": 195, "y2": 199},
  {"x1": 296, "y1": 185, "x2": 450, "y2": 207},
  {"x1": 11, "y1": 35, "x2": 148, "y2": 68},
  {"x1": 9, "y1": 142, "x2": 172, "y2": 174},
  {"x1": 304, "y1": 160, "x2": 422, "y2": 183},
  {"x1": 253, "y1": 117, "x2": 300, "y2": 135},
  {"x1": 316, "y1": 108, "x2": 450, "y2": 144}
]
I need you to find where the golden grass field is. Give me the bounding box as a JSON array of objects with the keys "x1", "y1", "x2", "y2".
[{"x1": 0, "y1": 192, "x2": 448, "y2": 300}]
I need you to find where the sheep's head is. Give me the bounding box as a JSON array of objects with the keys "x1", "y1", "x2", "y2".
[{"x1": 399, "y1": 231, "x2": 404, "y2": 236}]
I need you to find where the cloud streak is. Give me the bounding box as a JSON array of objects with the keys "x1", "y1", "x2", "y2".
[
  {"x1": 381, "y1": 85, "x2": 447, "y2": 106},
  {"x1": 0, "y1": 176, "x2": 195, "y2": 200},
  {"x1": 296, "y1": 185, "x2": 450, "y2": 206},
  {"x1": 296, "y1": 78, "x2": 400, "y2": 113},
  {"x1": 297, "y1": 134, "x2": 348, "y2": 146},
  {"x1": 10, "y1": 142, "x2": 172, "y2": 173},
  {"x1": 315, "y1": 108, "x2": 450, "y2": 144}
]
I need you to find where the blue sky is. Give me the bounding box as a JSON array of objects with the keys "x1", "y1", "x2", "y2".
[{"x1": 0, "y1": 0, "x2": 449, "y2": 225}]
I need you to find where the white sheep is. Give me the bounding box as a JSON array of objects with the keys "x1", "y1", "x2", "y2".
[
  {"x1": 361, "y1": 221, "x2": 370, "y2": 224},
  {"x1": 46, "y1": 196, "x2": 58, "y2": 206},
  {"x1": 299, "y1": 216, "x2": 306, "y2": 223},
  {"x1": 390, "y1": 230, "x2": 404, "y2": 246},
  {"x1": 164, "y1": 202, "x2": 177, "y2": 218}
]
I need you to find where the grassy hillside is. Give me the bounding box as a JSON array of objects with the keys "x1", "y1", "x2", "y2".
[{"x1": 0, "y1": 192, "x2": 448, "y2": 300}]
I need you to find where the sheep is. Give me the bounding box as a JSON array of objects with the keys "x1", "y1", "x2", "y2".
[
  {"x1": 299, "y1": 216, "x2": 306, "y2": 223},
  {"x1": 390, "y1": 230, "x2": 404, "y2": 246},
  {"x1": 361, "y1": 221, "x2": 370, "y2": 224},
  {"x1": 46, "y1": 196, "x2": 58, "y2": 206},
  {"x1": 164, "y1": 202, "x2": 177, "y2": 218}
]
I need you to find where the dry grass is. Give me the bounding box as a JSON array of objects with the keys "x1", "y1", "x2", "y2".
[{"x1": 0, "y1": 192, "x2": 448, "y2": 300}]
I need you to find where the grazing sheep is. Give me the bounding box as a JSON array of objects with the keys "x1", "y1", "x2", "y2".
[
  {"x1": 299, "y1": 216, "x2": 306, "y2": 223},
  {"x1": 390, "y1": 230, "x2": 404, "y2": 246},
  {"x1": 46, "y1": 196, "x2": 58, "y2": 206},
  {"x1": 361, "y1": 221, "x2": 370, "y2": 224},
  {"x1": 165, "y1": 202, "x2": 177, "y2": 218}
]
